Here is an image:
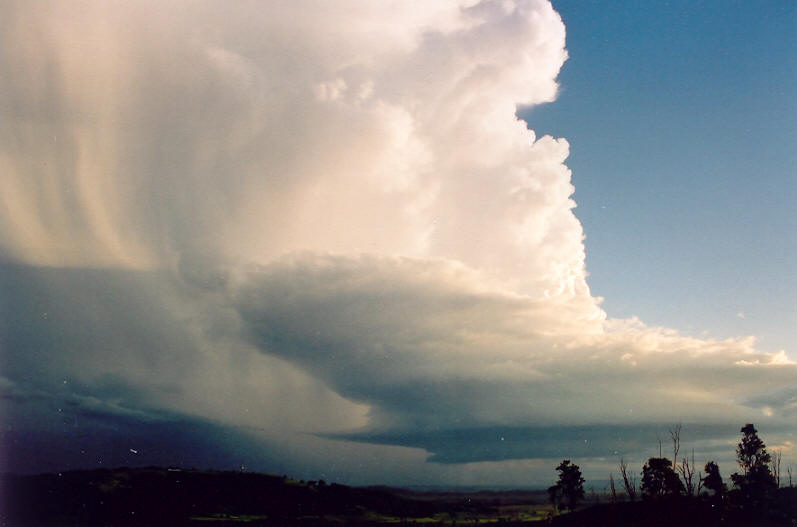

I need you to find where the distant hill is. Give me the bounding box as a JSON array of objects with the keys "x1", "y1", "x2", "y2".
[{"x1": 0, "y1": 466, "x2": 489, "y2": 526}]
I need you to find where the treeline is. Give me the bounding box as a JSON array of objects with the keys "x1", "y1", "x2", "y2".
[{"x1": 548, "y1": 423, "x2": 796, "y2": 526}]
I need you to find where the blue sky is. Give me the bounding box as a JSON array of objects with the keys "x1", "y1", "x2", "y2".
[{"x1": 521, "y1": 0, "x2": 796, "y2": 354}]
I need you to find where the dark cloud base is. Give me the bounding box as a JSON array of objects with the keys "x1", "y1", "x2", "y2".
[
  {"x1": 1, "y1": 404, "x2": 289, "y2": 476},
  {"x1": 333, "y1": 423, "x2": 744, "y2": 464}
]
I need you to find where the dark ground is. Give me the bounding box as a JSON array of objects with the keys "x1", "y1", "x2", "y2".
[{"x1": 2, "y1": 467, "x2": 795, "y2": 526}]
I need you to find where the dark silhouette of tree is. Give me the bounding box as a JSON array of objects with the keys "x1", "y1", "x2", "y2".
[
  {"x1": 608, "y1": 473, "x2": 617, "y2": 504},
  {"x1": 547, "y1": 482, "x2": 562, "y2": 510},
  {"x1": 618, "y1": 458, "x2": 636, "y2": 502},
  {"x1": 669, "y1": 424, "x2": 681, "y2": 472},
  {"x1": 702, "y1": 461, "x2": 726, "y2": 498},
  {"x1": 735, "y1": 423, "x2": 772, "y2": 476},
  {"x1": 678, "y1": 449, "x2": 697, "y2": 496},
  {"x1": 641, "y1": 457, "x2": 684, "y2": 499},
  {"x1": 548, "y1": 460, "x2": 585, "y2": 512},
  {"x1": 731, "y1": 423, "x2": 776, "y2": 505}
]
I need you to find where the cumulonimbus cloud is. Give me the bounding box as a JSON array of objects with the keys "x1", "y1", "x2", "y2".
[
  {"x1": 1, "y1": 0, "x2": 794, "y2": 478},
  {"x1": 0, "y1": 0, "x2": 589, "y2": 305}
]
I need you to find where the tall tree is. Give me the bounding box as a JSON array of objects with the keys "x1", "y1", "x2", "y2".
[
  {"x1": 735, "y1": 423, "x2": 772, "y2": 476},
  {"x1": 731, "y1": 423, "x2": 776, "y2": 503},
  {"x1": 548, "y1": 460, "x2": 586, "y2": 511},
  {"x1": 702, "y1": 461, "x2": 726, "y2": 498},
  {"x1": 641, "y1": 457, "x2": 684, "y2": 499}
]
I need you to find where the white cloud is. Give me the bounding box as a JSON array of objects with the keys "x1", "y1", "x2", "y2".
[{"x1": 0, "y1": 0, "x2": 584, "y2": 304}]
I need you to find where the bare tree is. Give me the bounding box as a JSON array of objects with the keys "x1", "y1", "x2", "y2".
[
  {"x1": 696, "y1": 470, "x2": 704, "y2": 496},
  {"x1": 787, "y1": 464, "x2": 793, "y2": 487},
  {"x1": 669, "y1": 424, "x2": 682, "y2": 472},
  {"x1": 678, "y1": 449, "x2": 696, "y2": 496},
  {"x1": 619, "y1": 458, "x2": 637, "y2": 502},
  {"x1": 773, "y1": 450, "x2": 782, "y2": 487},
  {"x1": 609, "y1": 473, "x2": 617, "y2": 504}
]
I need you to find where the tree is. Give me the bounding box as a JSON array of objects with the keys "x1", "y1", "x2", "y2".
[
  {"x1": 702, "y1": 461, "x2": 726, "y2": 498},
  {"x1": 641, "y1": 457, "x2": 684, "y2": 499},
  {"x1": 547, "y1": 482, "x2": 562, "y2": 510},
  {"x1": 608, "y1": 473, "x2": 617, "y2": 504},
  {"x1": 678, "y1": 449, "x2": 697, "y2": 496},
  {"x1": 735, "y1": 424, "x2": 772, "y2": 476},
  {"x1": 731, "y1": 424, "x2": 776, "y2": 501},
  {"x1": 548, "y1": 460, "x2": 585, "y2": 511},
  {"x1": 669, "y1": 424, "x2": 681, "y2": 472},
  {"x1": 619, "y1": 458, "x2": 637, "y2": 502}
]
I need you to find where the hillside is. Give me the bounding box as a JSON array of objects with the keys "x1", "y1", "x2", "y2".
[{"x1": 1, "y1": 466, "x2": 505, "y2": 526}]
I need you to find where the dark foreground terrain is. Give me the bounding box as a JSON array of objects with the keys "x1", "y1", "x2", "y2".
[
  {"x1": 1, "y1": 467, "x2": 547, "y2": 526},
  {"x1": 2, "y1": 467, "x2": 795, "y2": 526}
]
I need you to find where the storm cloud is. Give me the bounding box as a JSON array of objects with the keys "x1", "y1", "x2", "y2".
[{"x1": 1, "y1": 0, "x2": 794, "y2": 484}]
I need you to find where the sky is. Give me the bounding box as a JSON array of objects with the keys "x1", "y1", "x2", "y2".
[
  {"x1": 1, "y1": 0, "x2": 795, "y2": 488},
  {"x1": 522, "y1": 0, "x2": 797, "y2": 356}
]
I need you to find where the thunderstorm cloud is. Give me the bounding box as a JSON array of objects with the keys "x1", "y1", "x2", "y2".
[{"x1": 1, "y1": 0, "x2": 793, "y2": 484}]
